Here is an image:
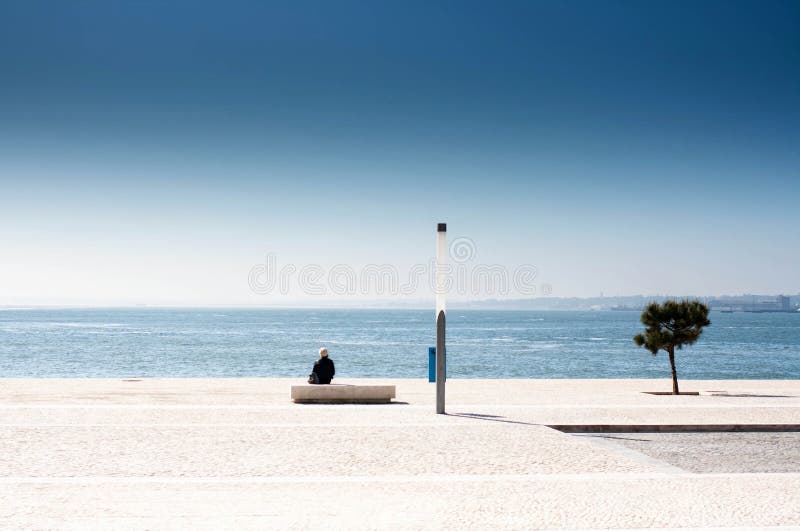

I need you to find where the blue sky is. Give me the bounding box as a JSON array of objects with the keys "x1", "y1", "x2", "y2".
[{"x1": 0, "y1": 1, "x2": 798, "y2": 305}]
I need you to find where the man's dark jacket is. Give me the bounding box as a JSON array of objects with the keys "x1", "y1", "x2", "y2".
[{"x1": 313, "y1": 357, "x2": 335, "y2": 384}]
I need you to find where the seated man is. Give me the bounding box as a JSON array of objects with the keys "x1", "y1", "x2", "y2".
[{"x1": 309, "y1": 347, "x2": 335, "y2": 384}]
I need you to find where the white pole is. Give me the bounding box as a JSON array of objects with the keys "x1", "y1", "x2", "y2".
[
  {"x1": 436, "y1": 223, "x2": 446, "y2": 414},
  {"x1": 436, "y1": 224, "x2": 447, "y2": 318}
]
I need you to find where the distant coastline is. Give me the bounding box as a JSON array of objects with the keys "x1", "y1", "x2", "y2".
[{"x1": 2, "y1": 293, "x2": 798, "y2": 312}]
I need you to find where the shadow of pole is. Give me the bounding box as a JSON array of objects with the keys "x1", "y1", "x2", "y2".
[{"x1": 446, "y1": 412, "x2": 542, "y2": 427}]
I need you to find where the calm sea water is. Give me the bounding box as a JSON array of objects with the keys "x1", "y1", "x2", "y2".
[{"x1": 0, "y1": 309, "x2": 798, "y2": 379}]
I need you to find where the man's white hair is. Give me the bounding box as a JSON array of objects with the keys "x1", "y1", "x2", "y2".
[{"x1": 319, "y1": 347, "x2": 328, "y2": 357}]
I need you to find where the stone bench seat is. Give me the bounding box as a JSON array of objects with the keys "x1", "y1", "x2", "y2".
[{"x1": 291, "y1": 384, "x2": 396, "y2": 404}]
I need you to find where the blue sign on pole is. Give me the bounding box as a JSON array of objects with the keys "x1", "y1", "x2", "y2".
[{"x1": 428, "y1": 347, "x2": 436, "y2": 382}]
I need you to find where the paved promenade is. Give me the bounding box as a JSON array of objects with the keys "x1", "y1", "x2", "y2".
[{"x1": 1, "y1": 378, "x2": 799, "y2": 529}]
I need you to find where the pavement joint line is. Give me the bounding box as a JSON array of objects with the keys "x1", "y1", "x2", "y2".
[
  {"x1": 636, "y1": 528, "x2": 800, "y2": 531},
  {"x1": 2, "y1": 472, "x2": 800, "y2": 484},
  {"x1": 4, "y1": 423, "x2": 800, "y2": 430},
  {"x1": 0, "y1": 423, "x2": 473, "y2": 428},
  {"x1": 0, "y1": 521, "x2": 781, "y2": 531},
  {"x1": 0, "y1": 404, "x2": 325, "y2": 409},
  {"x1": 0, "y1": 403, "x2": 798, "y2": 409},
  {"x1": 616, "y1": 528, "x2": 800, "y2": 531},
  {"x1": 552, "y1": 424, "x2": 800, "y2": 433}
]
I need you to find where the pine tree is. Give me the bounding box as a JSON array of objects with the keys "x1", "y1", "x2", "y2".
[{"x1": 634, "y1": 300, "x2": 711, "y2": 394}]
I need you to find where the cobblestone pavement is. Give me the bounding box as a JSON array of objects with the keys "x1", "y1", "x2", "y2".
[
  {"x1": 1, "y1": 378, "x2": 799, "y2": 529},
  {"x1": 578, "y1": 432, "x2": 800, "y2": 473}
]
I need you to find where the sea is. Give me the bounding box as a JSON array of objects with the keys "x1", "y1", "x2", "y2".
[{"x1": 0, "y1": 308, "x2": 798, "y2": 379}]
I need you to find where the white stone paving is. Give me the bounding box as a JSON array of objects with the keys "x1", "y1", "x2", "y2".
[{"x1": 1, "y1": 378, "x2": 799, "y2": 529}]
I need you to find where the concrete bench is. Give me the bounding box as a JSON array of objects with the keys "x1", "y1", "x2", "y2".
[{"x1": 291, "y1": 384, "x2": 396, "y2": 404}]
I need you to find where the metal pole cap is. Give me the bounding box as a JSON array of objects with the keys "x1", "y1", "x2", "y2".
[{"x1": 437, "y1": 223, "x2": 447, "y2": 232}]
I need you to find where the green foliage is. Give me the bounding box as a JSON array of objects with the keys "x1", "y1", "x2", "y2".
[
  {"x1": 634, "y1": 299, "x2": 711, "y2": 394},
  {"x1": 633, "y1": 300, "x2": 711, "y2": 355}
]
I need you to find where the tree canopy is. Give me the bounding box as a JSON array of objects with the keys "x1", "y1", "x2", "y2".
[{"x1": 634, "y1": 299, "x2": 711, "y2": 394}]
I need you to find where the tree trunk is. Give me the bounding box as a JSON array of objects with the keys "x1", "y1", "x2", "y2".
[{"x1": 668, "y1": 347, "x2": 679, "y2": 395}]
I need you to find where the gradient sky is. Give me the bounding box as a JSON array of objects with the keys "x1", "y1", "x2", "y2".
[{"x1": 1, "y1": 0, "x2": 798, "y2": 305}]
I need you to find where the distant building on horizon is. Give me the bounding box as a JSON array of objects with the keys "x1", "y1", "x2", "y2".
[{"x1": 709, "y1": 294, "x2": 794, "y2": 313}]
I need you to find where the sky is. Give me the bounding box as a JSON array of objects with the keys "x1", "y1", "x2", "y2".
[{"x1": 0, "y1": 0, "x2": 798, "y2": 306}]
